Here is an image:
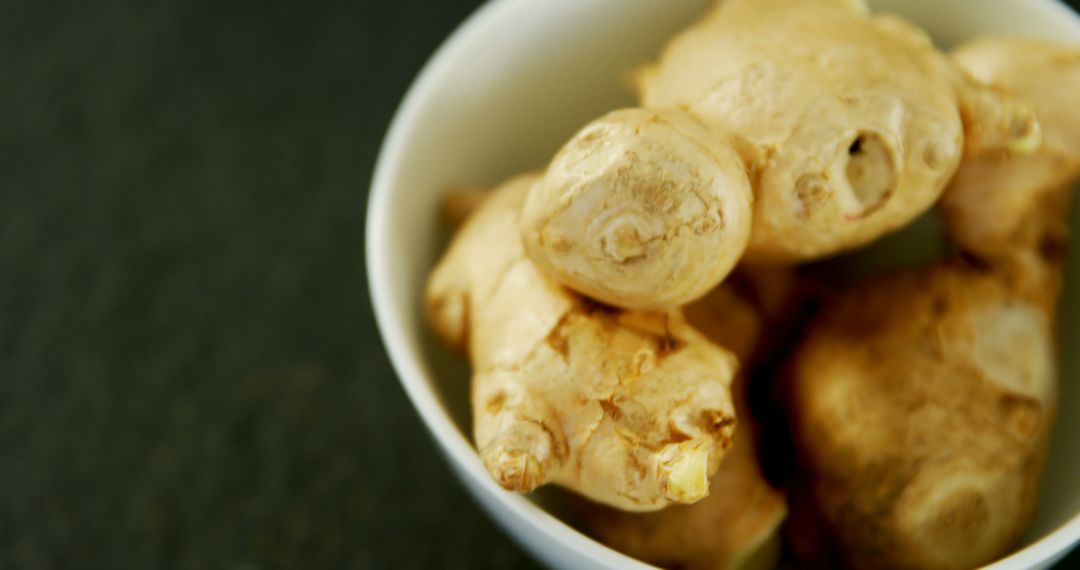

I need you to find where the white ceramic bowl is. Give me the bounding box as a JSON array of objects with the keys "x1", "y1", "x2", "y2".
[{"x1": 368, "y1": 1, "x2": 1080, "y2": 568}]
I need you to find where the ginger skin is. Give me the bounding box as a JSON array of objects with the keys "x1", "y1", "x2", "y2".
[
  {"x1": 426, "y1": 174, "x2": 739, "y2": 511},
  {"x1": 789, "y1": 263, "x2": 1058, "y2": 570},
  {"x1": 788, "y1": 38, "x2": 1080, "y2": 570},
  {"x1": 578, "y1": 285, "x2": 786, "y2": 570},
  {"x1": 522, "y1": 108, "x2": 753, "y2": 311},
  {"x1": 521, "y1": 0, "x2": 1038, "y2": 310},
  {"x1": 941, "y1": 38, "x2": 1080, "y2": 292}
]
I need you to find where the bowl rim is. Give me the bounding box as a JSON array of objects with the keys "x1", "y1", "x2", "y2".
[{"x1": 367, "y1": 0, "x2": 1080, "y2": 568}]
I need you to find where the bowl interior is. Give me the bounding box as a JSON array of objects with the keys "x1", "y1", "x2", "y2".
[{"x1": 369, "y1": 0, "x2": 1080, "y2": 567}]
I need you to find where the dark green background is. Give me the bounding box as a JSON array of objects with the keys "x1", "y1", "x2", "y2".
[{"x1": 2, "y1": 1, "x2": 1078, "y2": 568}]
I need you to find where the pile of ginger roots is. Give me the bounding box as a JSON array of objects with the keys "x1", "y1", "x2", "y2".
[{"x1": 424, "y1": 0, "x2": 1080, "y2": 568}]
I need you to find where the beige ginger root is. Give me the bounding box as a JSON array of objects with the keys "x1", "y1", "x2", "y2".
[
  {"x1": 426, "y1": 173, "x2": 741, "y2": 511},
  {"x1": 941, "y1": 38, "x2": 1080, "y2": 278},
  {"x1": 787, "y1": 38, "x2": 1080, "y2": 570},
  {"x1": 521, "y1": 0, "x2": 1039, "y2": 309},
  {"x1": 522, "y1": 108, "x2": 754, "y2": 310},
  {"x1": 788, "y1": 263, "x2": 1059, "y2": 570},
  {"x1": 578, "y1": 285, "x2": 786, "y2": 570}
]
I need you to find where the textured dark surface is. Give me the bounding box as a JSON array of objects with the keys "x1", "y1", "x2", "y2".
[
  {"x1": 1, "y1": 0, "x2": 1079, "y2": 569},
  {"x1": 0, "y1": 0, "x2": 534, "y2": 568}
]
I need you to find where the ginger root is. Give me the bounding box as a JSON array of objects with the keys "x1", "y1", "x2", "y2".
[
  {"x1": 787, "y1": 38, "x2": 1080, "y2": 570},
  {"x1": 522, "y1": 108, "x2": 753, "y2": 310},
  {"x1": 521, "y1": 0, "x2": 1039, "y2": 310},
  {"x1": 578, "y1": 285, "x2": 786, "y2": 570},
  {"x1": 426, "y1": 174, "x2": 740, "y2": 511},
  {"x1": 941, "y1": 38, "x2": 1080, "y2": 284},
  {"x1": 788, "y1": 263, "x2": 1058, "y2": 570}
]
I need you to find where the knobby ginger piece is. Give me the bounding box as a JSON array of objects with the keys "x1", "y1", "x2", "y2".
[
  {"x1": 521, "y1": 0, "x2": 1039, "y2": 310},
  {"x1": 579, "y1": 286, "x2": 786, "y2": 570},
  {"x1": 523, "y1": 108, "x2": 754, "y2": 311},
  {"x1": 789, "y1": 263, "x2": 1058, "y2": 570},
  {"x1": 583, "y1": 389, "x2": 785, "y2": 570},
  {"x1": 426, "y1": 174, "x2": 738, "y2": 511},
  {"x1": 942, "y1": 38, "x2": 1080, "y2": 281}
]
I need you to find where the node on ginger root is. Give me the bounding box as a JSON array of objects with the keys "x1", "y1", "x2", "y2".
[
  {"x1": 521, "y1": 0, "x2": 1039, "y2": 310},
  {"x1": 582, "y1": 389, "x2": 785, "y2": 570},
  {"x1": 426, "y1": 174, "x2": 740, "y2": 511},
  {"x1": 941, "y1": 38, "x2": 1080, "y2": 275},
  {"x1": 578, "y1": 286, "x2": 786, "y2": 570}
]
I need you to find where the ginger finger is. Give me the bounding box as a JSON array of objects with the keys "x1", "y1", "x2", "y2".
[
  {"x1": 427, "y1": 174, "x2": 738, "y2": 511},
  {"x1": 582, "y1": 386, "x2": 786, "y2": 570},
  {"x1": 521, "y1": 108, "x2": 753, "y2": 311},
  {"x1": 578, "y1": 286, "x2": 786, "y2": 570}
]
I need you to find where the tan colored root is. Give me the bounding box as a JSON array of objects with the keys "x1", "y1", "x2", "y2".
[
  {"x1": 686, "y1": 284, "x2": 764, "y2": 367},
  {"x1": 953, "y1": 39, "x2": 1080, "y2": 157},
  {"x1": 521, "y1": 108, "x2": 753, "y2": 310},
  {"x1": 942, "y1": 38, "x2": 1080, "y2": 297},
  {"x1": 578, "y1": 287, "x2": 786, "y2": 570},
  {"x1": 427, "y1": 174, "x2": 739, "y2": 511},
  {"x1": 789, "y1": 263, "x2": 1058, "y2": 570}
]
